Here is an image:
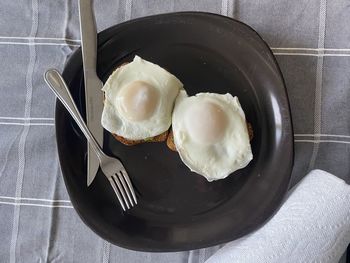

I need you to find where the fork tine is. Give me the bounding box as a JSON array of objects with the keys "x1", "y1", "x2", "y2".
[
  {"x1": 112, "y1": 174, "x2": 130, "y2": 209},
  {"x1": 117, "y1": 171, "x2": 134, "y2": 207},
  {"x1": 108, "y1": 177, "x2": 126, "y2": 211},
  {"x1": 121, "y1": 169, "x2": 137, "y2": 204}
]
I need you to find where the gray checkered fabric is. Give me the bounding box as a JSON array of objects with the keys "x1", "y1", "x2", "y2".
[{"x1": 0, "y1": 1, "x2": 349, "y2": 262}]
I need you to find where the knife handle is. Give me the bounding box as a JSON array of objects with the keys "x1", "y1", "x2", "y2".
[{"x1": 79, "y1": 0, "x2": 98, "y2": 78}]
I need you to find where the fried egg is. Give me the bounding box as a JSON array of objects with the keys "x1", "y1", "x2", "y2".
[
  {"x1": 101, "y1": 56, "x2": 183, "y2": 140},
  {"x1": 172, "y1": 91, "x2": 253, "y2": 181}
]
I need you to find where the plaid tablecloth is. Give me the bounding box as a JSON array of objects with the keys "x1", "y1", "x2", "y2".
[{"x1": 0, "y1": 1, "x2": 349, "y2": 262}]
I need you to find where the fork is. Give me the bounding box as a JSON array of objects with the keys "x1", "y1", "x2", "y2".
[{"x1": 44, "y1": 69, "x2": 137, "y2": 211}]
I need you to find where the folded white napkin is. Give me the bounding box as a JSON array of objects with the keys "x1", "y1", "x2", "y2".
[{"x1": 206, "y1": 170, "x2": 350, "y2": 263}]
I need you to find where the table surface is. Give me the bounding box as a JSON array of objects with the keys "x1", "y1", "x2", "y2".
[{"x1": 0, "y1": 1, "x2": 349, "y2": 262}]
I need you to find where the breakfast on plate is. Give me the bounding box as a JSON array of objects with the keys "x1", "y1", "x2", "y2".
[
  {"x1": 169, "y1": 91, "x2": 253, "y2": 181},
  {"x1": 101, "y1": 55, "x2": 253, "y2": 181},
  {"x1": 101, "y1": 56, "x2": 183, "y2": 145}
]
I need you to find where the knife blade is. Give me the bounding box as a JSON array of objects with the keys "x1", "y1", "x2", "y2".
[{"x1": 79, "y1": 0, "x2": 104, "y2": 186}]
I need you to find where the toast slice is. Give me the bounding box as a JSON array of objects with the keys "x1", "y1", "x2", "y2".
[
  {"x1": 166, "y1": 122, "x2": 254, "y2": 152},
  {"x1": 104, "y1": 62, "x2": 170, "y2": 146},
  {"x1": 111, "y1": 130, "x2": 169, "y2": 146}
]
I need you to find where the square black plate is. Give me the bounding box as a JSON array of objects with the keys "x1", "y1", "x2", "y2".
[{"x1": 57, "y1": 12, "x2": 293, "y2": 251}]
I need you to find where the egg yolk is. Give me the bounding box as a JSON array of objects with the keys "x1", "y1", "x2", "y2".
[
  {"x1": 119, "y1": 81, "x2": 159, "y2": 121},
  {"x1": 184, "y1": 101, "x2": 227, "y2": 145}
]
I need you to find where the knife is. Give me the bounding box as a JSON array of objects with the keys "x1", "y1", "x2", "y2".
[{"x1": 79, "y1": 0, "x2": 104, "y2": 186}]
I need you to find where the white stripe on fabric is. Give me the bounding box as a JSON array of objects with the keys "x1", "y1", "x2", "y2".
[
  {"x1": 0, "y1": 122, "x2": 54, "y2": 126},
  {"x1": 271, "y1": 47, "x2": 350, "y2": 52},
  {"x1": 274, "y1": 53, "x2": 350, "y2": 57},
  {"x1": 0, "y1": 201, "x2": 73, "y2": 209},
  {"x1": 228, "y1": 0, "x2": 234, "y2": 17},
  {"x1": 0, "y1": 117, "x2": 54, "y2": 120},
  {"x1": 63, "y1": 0, "x2": 70, "y2": 45},
  {"x1": 188, "y1": 250, "x2": 196, "y2": 263},
  {"x1": 124, "y1": 0, "x2": 132, "y2": 21},
  {"x1": 295, "y1": 140, "x2": 350, "y2": 144},
  {"x1": 308, "y1": 0, "x2": 327, "y2": 172},
  {"x1": 198, "y1": 248, "x2": 206, "y2": 263},
  {"x1": 4, "y1": 38, "x2": 350, "y2": 57},
  {"x1": 10, "y1": 1, "x2": 39, "y2": 262},
  {"x1": 295, "y1": 134, "x2": 350, "y2": 139},
  {"x1": 102, "y1": 241, "x2": 111, "y2": 263},
  {"x1": 0, "y1": 43, "x2": 349, "y2": 56},
  {"x1": 0, "y1": 36, "x2": 80, "y2": 42},
  {"x1": 2, "y1": 38, "x2": 350, "y2": 52},
  {"x1": 0, "y1": 196, "x2": 71, "y2": 203},
  {"x1": 0, "y1": 41, "x2": 80, "y2": 47},
  {"x1": 221, "y1": 0, "x2": 234, "y2": 17},
  {"x1": 221, "y1": 0, "x2": 229, "y2": 16}
]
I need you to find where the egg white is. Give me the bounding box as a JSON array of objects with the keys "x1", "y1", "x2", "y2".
[
  {"x1": 172, "y1": 91, "x2": 253, "y2": 181},
  {"x1": 101, "y1": 56, "x2": 183, "y2": 140}
]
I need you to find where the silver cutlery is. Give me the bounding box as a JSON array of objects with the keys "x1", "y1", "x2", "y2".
[
  {"x1": 44, "y1": 69, "x2": 137, "y2": 211},
  {"x1": 79, "y1": 0, "x2": 104, "y2": 186}
]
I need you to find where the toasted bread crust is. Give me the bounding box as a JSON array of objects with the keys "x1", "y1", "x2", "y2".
[
  {"x1": 246, "y1": 122, "x2": 254, "y2": 142},
  {"x1": 112, "y1": 130, "x2": 169, "y2": 146},
  {"x1": 166, "y1": 129, "x2": 177, "y2": 151},
  {"x1": 166, "y1": 122, "x2": 254, "y2": 152}
]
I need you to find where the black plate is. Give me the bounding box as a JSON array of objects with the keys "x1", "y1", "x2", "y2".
[{"x1": 57, "y1": 12, "x2": 293, "y2": 251}]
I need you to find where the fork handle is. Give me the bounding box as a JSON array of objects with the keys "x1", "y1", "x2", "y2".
[{"x1": 44, "y1": 69, "x2": 105, "y2": 161}]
